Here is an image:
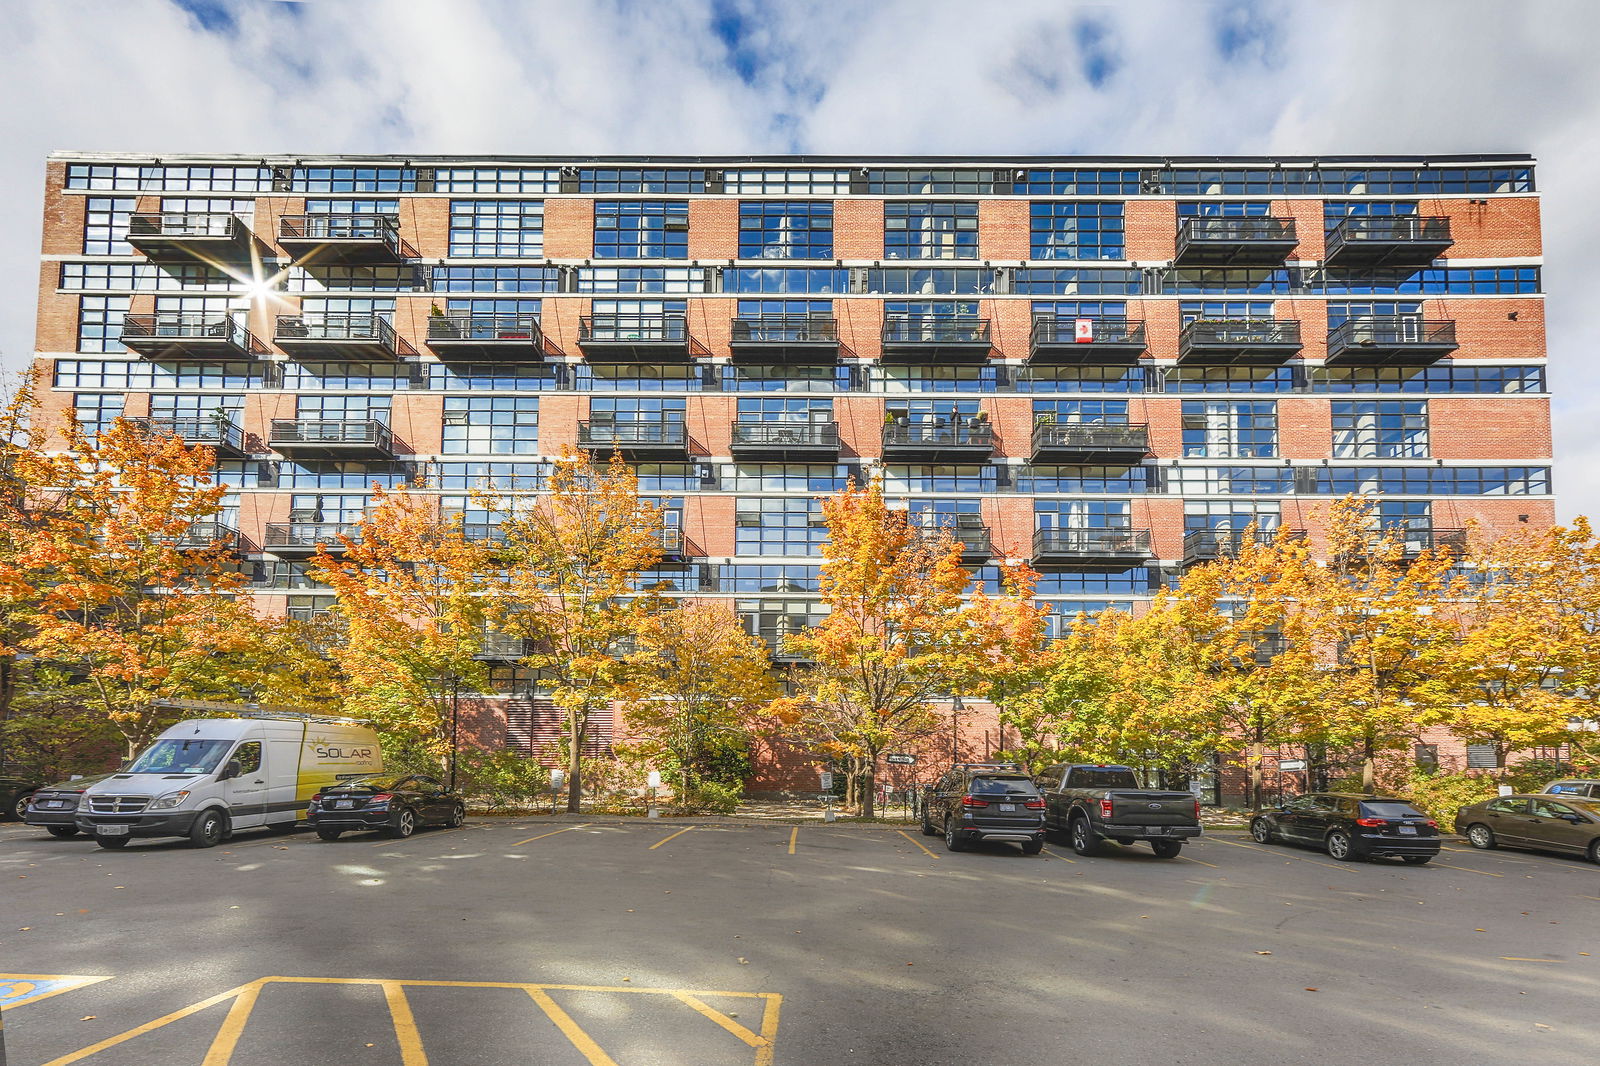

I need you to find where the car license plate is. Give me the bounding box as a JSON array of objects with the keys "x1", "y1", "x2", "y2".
[
  {"x1": 999, "y1": 803, "x2": 1015, "y2": 812},
  {"x1": 333, "y1": 800, "x2": 353, "y2": 809},
  {"x1": 1398, "y1": 825, "x2": 1417, "y2": 835},
  {"x1": 97, "y1": 825, "x2": 130, "y2": 836},
  {"x1": 43, "y1": 800, "x2": 67, "y2": 809}
]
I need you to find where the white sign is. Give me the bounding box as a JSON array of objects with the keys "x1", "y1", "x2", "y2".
[
  {"x1": 1074, "y1": 317, "x2": 1095, "y2": 343},
  {"x1": 1278, "y1": 759, "x2": 1306, "y2": 771},
  {"x1": 819, "y1": 772, "x2": 834, "y2": 791},
  {"x1": 885, "y1": 754, "x2": 916, "y2": 766},
  {"x1": 646, "y1": 770, "x2": 662, "y2": 789},
  {"x1": 549, "y1": 769, "x2": 566, "y2": 790}
]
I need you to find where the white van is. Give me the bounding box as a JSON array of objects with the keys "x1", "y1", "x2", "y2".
[{"x1": 77, "y1": 714, "x2": 382, "y2": 849}]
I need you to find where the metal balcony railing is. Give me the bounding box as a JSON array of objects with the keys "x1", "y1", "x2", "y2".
[
  {"x1": 578, "y1": 420, "x2": 688, "y2": 447},
  {"x1": 275, "y1": 312, "x2": 397, "y2": 351},
  {"x1": 915, "y1": 521, "x2": 993, "y2": 559},
  {"x1": 126, "y1": 415, "x2": 247, "y2": 457},
  {"x1": 659, "y1": 527, "x2": 686, "y2": 557},
  {"x1": 269, "y1": 418, "x2": 394, "y2": 454},
  {"x1": 1175, "y1": 215, "x2": 1298, "y2": 263},
  {"x1": 1182, "y1": 528, "x2": 1305, "y2": 566},
  {"x1": 475, "y1": 632, "x2": 530, "y2": 661},
  {"x1": 1028, "y1": 316, "x2": 1147, "y2": 363},
  {"x1": 882, "y1": 422, "x2": 994, "y2": 455},
  {"x1": 277, "y1": 214, "x2": 406, "y2": 261},
  {"x1": 126, "y1": 212, "x2": 252, "y2": 260},
  {"x1": 1033, "y1": 527, "x2": 1153, "y2": 560},
  {"x1": 1178, "y1": 318, "x2": 1303, "y2": 362},
  {"x1": 1325, "y1": 316, "x2": 1459, "y2": 365},
  {"x1": 119, "y1": 313, "x2": 266, "y2": 360},
  {"x1": 425, "y1": 312, "x2": 543, "y2": 358},
  {"x1": 1324, "y1": 215, "x2": 1453, "y2": 265},
  {"x1": 880, "y1": 316, "x2": 991, "y2": 357},
  {"x1": 455, "y1": 522, "x2": 508, "y2": 544},
  {"x1": 729, "y1": 421, "x2": 841, "y2": 454},
  {"x1": 172, "y1": 521, "x2": 244, "y2": 552},
  {"x1": 263, "y1": 523, "x2": 363, "y2": 554},
  {"x1": 1342, "y1": 527, "x2": 1469, "y2": 561},
  {"x1": 578, "y1": 313, "x2": 690, "y2": 357},
  {"x1": 1030, "y1": 421, "x2": 1149, "y2": 461},
  {"x1": 729, "y1": 314, "x2": 840, "y2": 361}
]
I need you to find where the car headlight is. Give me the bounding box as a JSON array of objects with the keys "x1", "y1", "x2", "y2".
[{"x1": 149, "y1": 790, "x2": 191, "y2": 810}]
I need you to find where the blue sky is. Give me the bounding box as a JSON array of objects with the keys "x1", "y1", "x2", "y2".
[{"x1": 2, "y1": 0, "x2": 1596, "y2": 514}]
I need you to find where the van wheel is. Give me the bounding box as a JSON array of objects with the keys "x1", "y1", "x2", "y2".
[
  {"x1": 47, "y1": 826, "x2": 79, "y2": 839},
  {"x1": 96, "y1": 835, "x2": 129, "y2": 849},
  {"x1": 316, "y1": 828, "x2": 343, "y2": 842},
  {"x1": 1151, "y1": 840, "x2": 1183, "y2": 859},
  {"x1": 189, "y1": 809, "x2": 227, "y2": 849}
]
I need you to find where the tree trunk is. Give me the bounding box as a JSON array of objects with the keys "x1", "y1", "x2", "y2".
[
  {"x1": 566, "y1": 703, "x2": 584, "y2": 813},
  {"x1": 1360, "y1": 735, "x2": 1377, "y2": 793},
  {"x1": 861, "y1": 759, "x2": 876, "y2": 820}
]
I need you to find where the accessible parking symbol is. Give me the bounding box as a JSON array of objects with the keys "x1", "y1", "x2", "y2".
[{"x1": 0, "y1": 975, "x2": 112, "y2": 1011}]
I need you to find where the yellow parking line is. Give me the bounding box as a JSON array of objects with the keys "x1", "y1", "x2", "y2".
[
  {"x1": 895, "y1": 829, "x2": 941, "y2": 859},
  {"x1": 40, "y1": 980, "x2": 260, "y2": 1066},
  {"x1": 382, "y1": 982, "x2": 428, "y2": 1066},
  {"x1": 527, "y1": 987, "x2": 621, "y2": 1066},
  {"x1": 649, "y1": 826, "x2": 695, "y2": 850},
  {"x1": 1432, "y1": 862, "x2": 1503, "y2": 878},
  {"x1": 1500, "y1": 956, "x2": 1563, "y2": 963},
  {"x1": 1179, "y1": 855, "x2": 1219, "y2": 868},
  {"x1": 1040, "y1": 846, "x2": 1076, "y2": 863},
  {"x1": 512, "y1": 825, "x2": 588, "y2": 847},
  {"x1": 788, "y1": 827, "x2": 797, "y2": 855},
  {"x1": 673, "y1": 992, "x2": 766, "y2": 1049},
  {"x1": 201, "y1": 981, "x2": 261, "y2": 1066}
]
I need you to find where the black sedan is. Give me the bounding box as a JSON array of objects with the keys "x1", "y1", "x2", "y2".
[
  {"x1": 22, "y1": 772, "x2": 119, "y2": 837},
  {"x1": 306, "y1": 774, "x2": 466, "y2": 841},
  {"x1": 1455, "y1": 794, "x2": 1600, "y2": 863},
  {"x1": 1250, "y1": 792, "x2": 1440, "y2": 863}
]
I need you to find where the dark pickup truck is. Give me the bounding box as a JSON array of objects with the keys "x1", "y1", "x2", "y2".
[{"x1": 1036, "y1": 763, "x2": 1202, "y2": 859}]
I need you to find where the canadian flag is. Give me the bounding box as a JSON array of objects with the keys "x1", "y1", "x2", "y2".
[{"x1": 1074, "y1": 318, "x2": 1095, "y2": 343}]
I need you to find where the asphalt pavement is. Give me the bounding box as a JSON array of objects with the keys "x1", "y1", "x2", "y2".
[{"x1": 1, "y1": 816, "x2": 1598, "y2": 1066}]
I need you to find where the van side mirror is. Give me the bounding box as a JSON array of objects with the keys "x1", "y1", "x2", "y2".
[{"x1": 219, "y1": 759, "x2": 241, "y2": 781}]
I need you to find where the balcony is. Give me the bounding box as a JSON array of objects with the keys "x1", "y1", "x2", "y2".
[
  {"x1": 577, "y1": 419, "x2": 689, "y2": 460},
  {"x1": 263, "y1": 522, "x2": 362, "y2": 556},
  {"x1": 274, "y1": 313, "x2": 400, "y2": 359},
  {"x1": 1027, "y1": 317, "x2": 1147, "y2": 364},
  {"x1": 578, "y1": 313, "x2": 690, "y2": 360},
  {"x1": 880, "y1": 316, "x2": 991, "y2": 361},
  {"x1": 171, "y1": 521, "x2": 245, "y2": 553},
  {"x1": 1324, "y1": 216, "x2": 1453, "y2": 267},
  {"x1": 1182, "y1": 528, "x2": 1305, "y2": 567},
  {"x1": 1324, "y1": 316, "x2": 1459, "y2": 366},
  {"x1": 916, "y1": 521, "x2": 993, "y2": 562},
  {"x1": 729, "y1": 314, "x2": 840, "y2": 363},
  {"x1": 475, "y1": 632, "x2": 531, "y2": 662},
  {"x1": 1177, "y1": 319, "x2": 1303, "y2": 364},
  {"x1": 1031, "y1": 421, "x2": 1149, "y2": 463},
  {"x1": 1173, "y1": 216, "x2": 1298, "y2": 265},
  {"x1": 124, "y1": 416, "x2": 248, "y2": 459},
  {"x1": 881, "y1": 420, "x2": 995, "y2": 462},
  {"x1": 1339, "y1": 527, "x2": 1469, "y2": 564},
  {"x1": 729, "y1": 420, "x2": 841, "y2": 461},
  {"x1": 457, "y1": 522, "x2": 508, "y2": 545},
  {"x1": 425, "y1": 313, "x2": 543, "y2": 360},
  {"x1": 126, "y1": 212, "x2": 253, "y2": 261},
  {"x1": 762, "y1": 637, "x2": 814, "y2": 666},
  {"x1": 658, "y1": 526, "x2": 687, "y2": 560},
  {"x1": 269, "y1": 418, "x2": 395, "y2": 459},
  {"x1": 120, "y1": 313, "x2": 268, "y2": 361},
  {"x1": 1033, "y1": 527, "x2": 1153, "y2": 564},
  {"x1": 277, "y1": 214, "x2": 409, "y2": 263}
]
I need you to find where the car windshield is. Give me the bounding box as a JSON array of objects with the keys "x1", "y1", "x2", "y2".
[
  {"x1": 326, "y1": 775, "x2": 403, "y2": 792},
  {"x1": 124, "y1": 739, "x2": 233, "y2": 775},
  {"x1": 1361, "y1": 801, "x2": 1426, "y2": 819},
  {"x1": 970, "y1": 777, "x2": 1037, "y2": 796},
  {"x1": 1071, "y1": 769, "x2": 1139, "y2": 788},
  {"x1": 1567, "y1": 801, "x2": 1600, "y2": 819}
]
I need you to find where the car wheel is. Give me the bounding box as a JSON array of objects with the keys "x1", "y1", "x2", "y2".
[
  {"x1": 189, "y1": 809, "x2": 227, "y2": 849},
  {"x1": 943, "y1": 817, "x2": 966, "y2": 852},
  {"x1": 1401, "y1": 855, "x2": 1432, "y2": 865},
  {"x1": 316, "y1": 828, "x2": 343, "y2": 842},
  {"x1": 1325, "y1": 830, "x2": 1356, "y2": 861},
  {"x1": 920, "y1": 806, "x2": 939, "y2": 837},
  {"x1": 447, "y1": 805, "x2": 465, "y2": 829},
  {"x1": 1250, "y1": 817, "x2": 1275, "y2": 845},
  {"x1": 46, "y1": 825, "x2": 79, "y2": 839},
  {"x1": 1070, "y1": 817, "x2": 1101, "y2": 856},
  {"x1": 1021, "y1": 838, "x2": 1043, "y2": 856},
  {"x1": 387, "y1": 807, "x2": 417, "y2": 839},
  {"x1": 96, "y1": 835, "x2": 129, "y2": 849},
  {"x1": 1588, "y1": 839, "x2": 1600, "y2": 865},
  {"x1": 8, "y1": 791, "x2": 33, "y2": 821},
  {"x1": 1151, "y1": 840, "x2": 1183, "y2": 859},
  {"x1": 1466, "y1": 823, "x2": 1496, "y2": 850}
]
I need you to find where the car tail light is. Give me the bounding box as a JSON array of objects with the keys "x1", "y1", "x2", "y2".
[
  {"x1": 1100, "y1": 798, "x2": 1113, "y2": 819},
  {"x1": 961, "y1": 795, "x2": 988, "y2": 808},
  {"x1": 310, "y1": 794, "x2": 321, "y2": 803},
  {"x1": 1355, "y1": 817, "x2": 1388, "y2": 827},
  {"x1": 1194, "y1": 799, "x2": 1201, "y2": 818},
  {"x1": 1025, "y1": 798, "x2": 1045, "y2": 809},
  {"x1": 368, "y1": 793, "x2": 393, "y2": 803},
  {"x1": 1425, "y1": 819, "x2": 1438, "y2": 828}
]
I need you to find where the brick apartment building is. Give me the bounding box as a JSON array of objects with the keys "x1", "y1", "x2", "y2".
[{"x1": 29, "y1": 153, "x2": 1553, "y2": 800}]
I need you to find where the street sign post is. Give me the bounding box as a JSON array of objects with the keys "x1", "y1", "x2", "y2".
[
  {"x1": 1278, "y1": 759, "x2": 1306, "y2": 771},
  {"x1": 885, "y1": 754, "x2": 915, "y2": 766},
  {"x1": 819, "y1": 771, "x2": 835, "y2": 822}
]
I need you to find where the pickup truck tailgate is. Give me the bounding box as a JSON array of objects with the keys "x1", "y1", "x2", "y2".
[{"x1": 1104, "y1": 791, "x2": 1196, "y2": 826}]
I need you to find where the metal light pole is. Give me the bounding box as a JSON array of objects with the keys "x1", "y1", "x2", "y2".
[
  {"x1": 448, "y1": 676, "x2": 461, "y2": 792},
  {"x1": 950, "y1": 695, "x2": 965, "y2": 762}
]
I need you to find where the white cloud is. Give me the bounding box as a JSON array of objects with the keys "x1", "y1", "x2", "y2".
[{"x1": 1, "y1": 0, "x2": 1595, "y2": 514}]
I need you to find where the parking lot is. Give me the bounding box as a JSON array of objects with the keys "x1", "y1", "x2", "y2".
[{"x1": 2, "y1": 816, "x2": 1598, "y2": 1066}]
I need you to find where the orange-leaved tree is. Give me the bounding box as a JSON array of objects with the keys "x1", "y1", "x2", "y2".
[
  {"x1": 310, "y1": 484, "x2": 494, "y2": 774},
  {"x1": 778, "y1": 480, "x2": 973, "y2": 818},
  {"x1": 957, "y1": 561, "x2": 1056, "y2": 765},
  {"x1": 488, "y1": 452, "x2": 664, "y2": 813}
]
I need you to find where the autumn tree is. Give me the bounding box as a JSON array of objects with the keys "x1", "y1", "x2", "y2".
[
  {"x1": 311, "y1": 485, "x2": 493, "y2": 775},
  {"x1": 780, "y1": 480, "x2": 973, "y2": 818},
  {"x1": 618, "y1": 600, "x2": 778, "y2": 804},
  {"x1": 488, "y1": 452, "x2": 663, "y2": 812},
  {"x1": 957, "y1": 562, "x2": 1056, "y2": 762}
]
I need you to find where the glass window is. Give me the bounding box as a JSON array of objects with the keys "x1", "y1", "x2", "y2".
[
  {"x1": 1181, "y1": 401, "x2": 1277, "y2": 458},
  {"x1": 1168, "y1": 466, "x2": 1295, "y2": 495},
  {"x1": 1018, "y1": 170, "x2": 1141, "y2": 195},
  {"x1": 443, "y1": 396, "x2": 539, "y2": 455},
  {"x1": 577, "y1": 267, "x2": 706, "y2": 293},
  {"x1": 726, "y1": 268, "x2": 848, "y2": 294},
  {"x1": 293, "y1": 168, "x2": 415, "y2": 193},
  {"x1": 282, "y1": 362, "x2": 410, "y2": 391},
  {"x1": 66, "y1": 164, "x2": 271, "y2": 192},
  {"x1": 736, "y1": 397, "x2": 834, "y2": 422},
  {"x1": 428, "y1": 362, "x2": 562, "y2": 392},
  {"x1": 589, "y1": 397, "x2": 686, "y2": 423},
  {"x1": 884, "y1": 202, "x2": 978, "y2": 260},
  {"x1": 1325, "y1": 300, "x2": 1422, "y2": 328},
  {"x1": 1315, "y1": 266, "x2": 1538, "y2": 295},
  {"x1": 448, "y1": 200, "x2": 543, "y2": 257},
  {"x1": 867, "y1": 170, "x2": 993, "y2": 195},
  {"x1": 579, "y1": 168, "x2": 704, "y2": 194},
  {"x1": 1177, "y1": 201, "x2": 1270, "y2": 217},
  {"x1": 1017, "y1": 366, "x2": 1149, "y2": 393},
  {"x1": 430, "y1": 265, "x2": 561, "y2": 292},
  {"x1": 1311, "y1": 467, "x2": 1550, "y2": 496},
  {"x1": 1179, "y1": 300, "x2": 1273, "y2": 322},
  {"x1": 721, "y1": 564, "x2": 822, "y2": 593},
  {"x1": 722, "y1": 364, "x2": 853, "y2": 392},
  {"x1": 865, "y1": 269, "x2": 996, "y2": 295},
  {"x1": 738, "y1": 202, "x2": 833, "y2": 259},
  {"x1": 1183, "y1": 501, "x2": 1280, "y2": 532},
  {"x1": 1035, "y1": 500, "x2": 1131, "y2": 530},
  {"x1": 295, "y1": 394, "x2": 391, "y2": 424},
  {"x1": 1030, "y1": 202, "x2": 1125, "y2": 260},
  {"x1": 725, "y1": 170, "x2": 851, "y2": 195},
  {"x1": 84, "y1": 197, "x2": 136, "y2": 255},
  {"x1": 1167, "y1": 268, "x2": 1297, "y2": 295},
  {"x1": 435, "y1": 462, "x2": 550, "y2": 492},
  {"x1": 722, "y1": 465, "x2": 850, "y2": 492},
  {"x1": 735, "y1": 497, "x2": 828, "y2": 555},
  {"x1": 1310, "y1": 365, "x2": 1545, "y2": 394},
  {"x1": 880, "y1": 466, "x2": 999, "y2": 493},
  {"x1": 435, "y1": 168, "x2": 559, "y2": 193},
  {"x1": 72, "y1": 393, "x2": 124, "y2": 437},
  {"x1": 1033, "y1": 568, "x2": 1156, "y2": 594},
  {"x1": 303, "y1": 198, "x2": 400, "y2": 216},
  {"x1": 1012, "y1": 268, "x2": 1143, "y2": 295},
  {"x1": 1017, "y1": 465, "x2": 1151, "y2": 494},
  {"x1": 1162, "y1": 366, "x2": 1299, "y2": 393},
  {"x1": 1331, "y1": 401, "x2": 1428, "y2": 459},
  {"x1": 78, "y1": 296, "x2": 128, "y2": 353},
  {"x1": 593, "y1": 202, "x2": 689, "y2": 259},
  {"x1": 1032, "y1": 400, "x2": 1130, "y2": 425}
]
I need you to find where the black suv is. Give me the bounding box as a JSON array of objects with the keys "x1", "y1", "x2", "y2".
[
  {"x1": 920, "y1": 763, "x2": 1045, "y2": 855},
  {"x1": 1250, "y1": 792, "x2": 1440, "y2": 863}
]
